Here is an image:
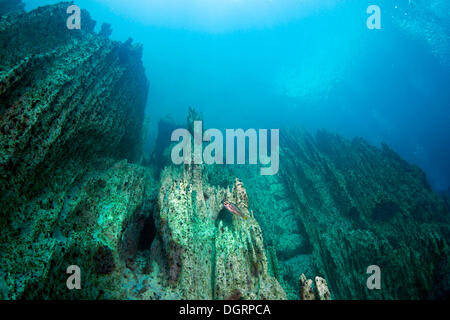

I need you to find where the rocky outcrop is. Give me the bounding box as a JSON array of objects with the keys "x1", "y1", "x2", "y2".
[
  {"x1": 299, "y1": 274, "x2": 315, "y2": 300},
  {"x1": 0, "y1": 3, "x2": 148, "y2": 189},
  {"x1": 234, "y1": 127, "x2": 449, "y2": 300},
  {"x1": 0, "y1": 4, "x2": 284, "y2": 300},
  {"x1": 299, "y1": 274, "x2": 331, "y2": 300},
  {"x1": 314, "y1": 276, "x2": 331, "y2": 300},
  {"x1": 0, "y1": 3, "x2": 150, "y2": 299},
  {"x1": 1, "y1": 2, "x2": 448, "y2": 301},
  {"x1": 139, "y1": 108, "x2": 286, "y2": 299},
  {"x1": 150, "y1": 163, "x2": 286, "y2": 299},
  {"x1": 278, "y1": 128, "x2": 450, "y2": 299},
  {"x1": 231, "y1": 165, "x2": 314, "y2": 299},
  {"x1": 0, "y1": 0, "x2": 24, "y2": 16}
]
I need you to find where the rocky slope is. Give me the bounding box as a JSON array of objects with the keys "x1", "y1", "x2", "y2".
[
  {"x1": 0, "y1": 2, "x2": 150, "y2": 299},
  {"x1": 0, "y1": 3, "x2": 288, "y2": 300},
  {"x1": 0, "y1": 2, "x2": 448, "y2": 301},
  {"x1": 279, "y1": 128, "x2": 449, "y2": 299},
  {"x1": 0, "y1": 0, "x2": 24, "y2": 16},
  {"x1": 235, "y1": 128, "x2": 450, "y2": 299}
]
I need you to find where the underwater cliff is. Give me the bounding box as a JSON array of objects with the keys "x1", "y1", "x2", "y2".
[
  {"x1": 0, "y1": 2, "x2": 150, "y2": 299},
  {"x1": 0, "y1": 2, "x2": 449, "y2": 300},
  {"x1": 0, "y1": 0, "x2": 24, "y2": 16},
  {"x1": 233, "y1": 129, "x2": 450, "y2": 299}
]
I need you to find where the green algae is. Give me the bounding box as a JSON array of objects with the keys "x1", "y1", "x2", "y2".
[{"x1": 0, "y1": 2, "x2": 449, "y2": 301}]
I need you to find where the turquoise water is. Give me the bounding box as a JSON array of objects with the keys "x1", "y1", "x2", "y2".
[{"x1": 25, "y1": 0, "x2": 450, "y2": 189}]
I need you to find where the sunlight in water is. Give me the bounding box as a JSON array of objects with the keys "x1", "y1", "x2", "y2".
[{"x1": 97, "y1": 0, "x2": 338, "y2": 31}]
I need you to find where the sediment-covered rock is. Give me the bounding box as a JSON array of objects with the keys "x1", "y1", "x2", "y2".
[
  {"x1": 234, "y1": 128, "x2": 449, "y2": 300},
  {"x1": 299, "y1": 274, "x2": 315, "y2": 300},
  {"x1": 299, "y1": 274, "x2": 331, "y2": 300},
  {"x1": 276, "y1": 128, "x2": 450, "y2": 299},
  {"x1": 0, "y1": 3, "x2": 150, "y2": 299},
  {"x1": 314, "y1": 276, "x2": 331, "y2": 300},
  {"x1": 151, "y1": 162, "x2": 286, "y2": 299},
  {"x1": 0, "y1": 0, "x2": 24, "y2": 16},
  {"x1": 1, "y1": 3, "x2": 448, "y2": 302}
]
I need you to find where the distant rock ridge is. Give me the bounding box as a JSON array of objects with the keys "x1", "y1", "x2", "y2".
[
  {"x1": 238, "y1": 127, "x2": 450, "y2": 300},
  {"x1": 277, "y1": 128, "x2": 450, "y2": 299}
]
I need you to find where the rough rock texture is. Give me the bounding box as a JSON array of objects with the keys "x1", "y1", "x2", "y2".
[
  {"x1": 0, "y1": 3, "x2": 150, "y2": 299},
  {"x1": 0, "y1": 4, "x2": 284, "y2": 300},
  {"x1": 299, "y1": 274, "x2": 315, "y2": 300},
  {"x1": 314, "y1": 276, "x2": 331, "y2": 300},
  {"x1": 151, "y1": 163, "x2": 287, "y2": 300},
  {"x1": 0, "y1": 0, "x2": 24, "y2": 16},
  {"x1": 0, "y1": 3, "x2": 148, "y2": 183},
  {"x1": 139, "y1": 109, "x2": 286, "y2": 299},
  {"x1": 233, "y1": 128, "x2": 449, "y2": 300},
  {"x1": 231, "y1": 165, "x2": 315, "y2": 299},
  {"x1": 299, "y1": 274, "x2": 331, "y2": 300},
  {"x1": 277, "y1": 128, "x2": 450, "y2": 299},
  {"x1": 1, "y1": 2, "x2": 449, "y2": 301}
]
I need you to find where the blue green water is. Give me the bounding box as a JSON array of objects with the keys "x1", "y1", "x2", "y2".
[{"x1": 25, "y1": 0, "x2": 450, "y2": 190}]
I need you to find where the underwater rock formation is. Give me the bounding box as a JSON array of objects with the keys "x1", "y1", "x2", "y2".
[
  {"x1": 1, "y1": 3, "x2": 448, "y2": 301},
  {"x1": 151, "y1": 163, "x2": 286, "y2": 299},
  {"x1": 299, "y1": 274, "x2": 331, "y2": 300},
  {"x1": 275, "y1": 128, "x2": 450, "y2": 299},
  {"x1": 314, "y1": 276, "x2": 331, "y2": 300},
  {"x1": 0, "y1": 3, "x2": 150, "y2": 299},
  {"x1": 0, "y1": 0, "x2": 24, "y2": 16},
  {"x1": 232, "y1": 128, "x2": 449, "y2": 300},
  {"x1": 230, "y1": 164, "x2": 314, "y2": 299},
  {"x1": 299, "y1": 274, "x2": 315, "y2": 300}
]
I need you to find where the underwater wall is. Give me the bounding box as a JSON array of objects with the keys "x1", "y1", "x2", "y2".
[
  {"x1": 204, "y1": 126, "x2": 450, "y2": 300},
  {"x1": 0, "y1": 2, "x2": 449, "y2": 301},
  {"x1": 237, "y1": 129, "x2": 450, "y2": 299},
  {"x1": 278, "y1": 129, "x2": 450, "y2": 299},
  {"x1": 0, "y1": 0, "x2": 24, "y2": 16},
  {"x1": 0, "y1": 2, "x2": 150, "y2": 299}
]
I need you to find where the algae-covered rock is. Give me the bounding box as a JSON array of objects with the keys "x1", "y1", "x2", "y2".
[
  {"x1": 0, "y1": 3, "x2": 150, "y2": 299},
  {"x1": 277, "y1": 128, "x2": 450, "y2": 299},
  {"x1": 0, "y1": 3, "x2": 148, "y2": 200},
  {"x1": 0, "y1": 0, "x2": 24, "y2": 16},
  {"x1": 231, "y1": 165, "x2": 314, "y2": 299},
  {"x1": 233, "y1": 128, "x2": 450, "y2": 300},
  {"x1": 299, "y1": 274, "x2": 331, "y2": 300},
  {"x1": 0, "y1": 158, "x2": 158, "y2": 299},
  {"x1": 151, "y1": 162, "x2": 286, "y2": 300},
  {"x1": 0, "y1": 2, "x2": 448, "y2": 302},
  {"x1": 299, "y1": 274, "x2": 315, "y2": 300}
]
